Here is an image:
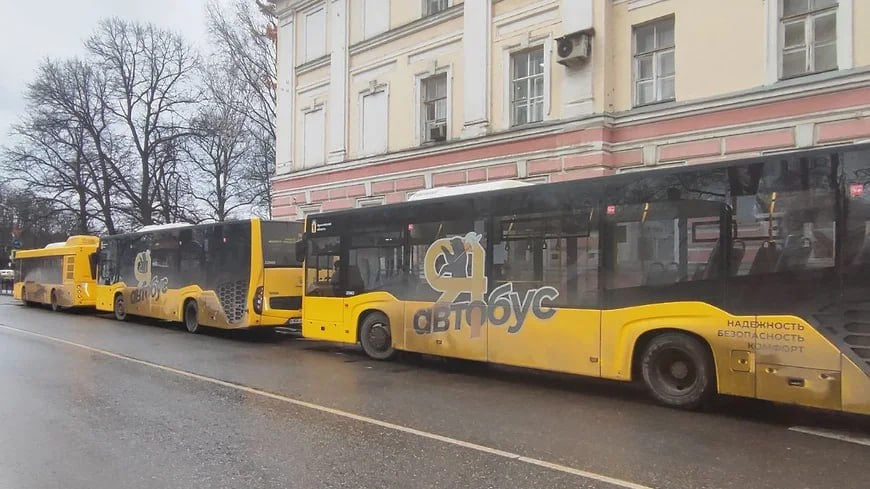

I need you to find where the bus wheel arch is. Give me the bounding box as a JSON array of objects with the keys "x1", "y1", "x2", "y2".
[
  {"x1": 632, "y1": 328, "x2": 716, "y2": 410},
  {"x1": 357, "y1": 310, "x2": 396, "y2": 361},
  {"x1": 113, "y1": 292, "x2": 127, "y2": 321},
  {"x1": 183, "y1": 298, "x2": 200, "y2": 334}
]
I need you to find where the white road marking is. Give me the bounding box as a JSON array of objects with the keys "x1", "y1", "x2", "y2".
[
  {"x1": 789, "y1": 427, "x2": 870, "y2": 447},
  {"x1": 0, "y1": 324, "x2": 653, "y2": 489}
]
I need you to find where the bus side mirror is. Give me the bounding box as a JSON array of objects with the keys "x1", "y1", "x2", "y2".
[{"x1": 295, "y1": 239, "x2": 306, "y2": 263}]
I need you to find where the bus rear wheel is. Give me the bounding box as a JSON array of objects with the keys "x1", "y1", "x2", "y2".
[
  {"x1": 183, "y1": 300, "x2": 200, "y2": 334},
  {"x1": 640, "y1": 332, "x2": 714, "y2": 410},
  {"x1": 359, "y1": 312, "x2": 396, "y2": 360},
  {"x1": 113, "y1": 293, "x2": 127, "y2": 321},
  {"x1": 50, "y1": 290, "x2": 60, "y2": 312}
]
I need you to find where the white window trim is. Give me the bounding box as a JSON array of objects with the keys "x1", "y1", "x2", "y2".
[
  {"x1": 358, "y1": 82, "x2": 390, "y2": 157},
  {"x1": 414, "y1": 65, "x2": 453, "y2": 146},
  {"x1": 301, "y1": 102, "x2": 326, "y2": 169},
  {"x1": 764, "y1": 0, "x2": 852, "y2": 84},
  {"x1": 303, "y1": 4, "x2": 327, "y2": 62},
  {"x1": 362, "y1": 0, "x2": 390, "y2": 40},
  {"x1": 631, "y1": 17, "x2": 675, "y2": 107},
  {"x1": 297, "y1": 204, "x2": 322, "y2": 220},
  {"x1": 356, "y1": 196, "x2": 385, "y2": 208},
  {"x1": 502, "y1": 39, "x2": 551, "y2": 129}
]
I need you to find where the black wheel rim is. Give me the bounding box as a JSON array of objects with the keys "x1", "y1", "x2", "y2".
[
  {"x1": 367, "y1": 322, "x2": 390, "y2": 352},
  {"x1": 653, "y1": 347, "x2": 698, "y2": 394},
  {"x1": 186, "y1": 306, "x2": 197, "y2": 331}
]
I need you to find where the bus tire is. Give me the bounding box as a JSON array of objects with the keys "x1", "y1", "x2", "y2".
[
  {"x1": 359, "y1": 312, "x2": 396, "y2": 360},
  {"x1": 183, "y1": 300, "x2": 200, "y2": 334},
  {"x1": 113, "y1": 293, "x2": 127, "y2": 321},
  {"x1": 640, "y1": 332, "x2": 714, "y2": 410},
  {"x1": 50, "y1": 290, "x2": 60, "y2": 312}
]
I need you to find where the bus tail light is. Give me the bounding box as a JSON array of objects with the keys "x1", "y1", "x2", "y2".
[{"x1": 253, "y1": 286, "x2": 264, "y2": 315}]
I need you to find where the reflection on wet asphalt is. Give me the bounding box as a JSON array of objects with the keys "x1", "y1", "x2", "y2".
[{"x1": 0, "y1": 297, "x2": 868, "y2": 489}]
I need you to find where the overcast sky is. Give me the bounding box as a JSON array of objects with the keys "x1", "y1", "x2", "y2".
[{"x1": 0, "y1": 0, "x2": 213, "y2": 145}]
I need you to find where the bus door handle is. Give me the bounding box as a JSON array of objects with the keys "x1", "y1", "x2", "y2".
[{"x1": 787, "y1": 377, "x2": 805, "y2": 387}]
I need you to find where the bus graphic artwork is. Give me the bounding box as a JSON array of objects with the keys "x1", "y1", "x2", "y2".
[
  {"x1": 414, "y1": 232, "x2": 559, "y2": 337},
  {"x1": 130, "y1": 249, "x2": 168, "y2": 304}
]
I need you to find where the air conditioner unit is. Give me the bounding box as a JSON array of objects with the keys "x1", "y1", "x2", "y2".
[
  {"x1": 555, "y1": 30, "x2": 593, "y2": 67},
  {"x1": 428, "y1": 124, "x2": 447, "y2": 142}
]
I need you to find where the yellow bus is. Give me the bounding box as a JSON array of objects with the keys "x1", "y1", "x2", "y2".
[
  {"x1": 95, "y1": 218, "x2": 304, "y2": 333},
  {"x1": 13, "y1": 236, "x2": 100, "y2": 311},
  {"x1": 299, "y1": 145, "x2": 870, "y2": 415}
]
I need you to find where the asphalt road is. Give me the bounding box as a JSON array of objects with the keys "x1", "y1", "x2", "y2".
[{"x1": 0, "y1": 295, "x2": 869, "y2": 489}]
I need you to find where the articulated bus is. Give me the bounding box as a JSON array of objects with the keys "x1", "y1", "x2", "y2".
[
  {"x1": 299, "y1": 145, "x2": 870, "y2": 414},
  {"x1": 13, "y1": 236, "x2": 100, "y2": 311},
  {"x1": 96, "y1": 218, "x2": 304, "y2": 333}
]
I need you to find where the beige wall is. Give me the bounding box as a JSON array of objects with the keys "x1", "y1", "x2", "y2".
[
  {"x1": 608, "y1": 0, "x2": 765, "y2": 112},
  {"x1": 275, "y1": 0, "x2": 870, "y2": 177},
  {"x1": 855, "y1": 0, "x2": 870, "y2": 67}
]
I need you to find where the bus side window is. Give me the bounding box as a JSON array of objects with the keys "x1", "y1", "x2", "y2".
[
  {"x1": 731, "y1": 157, "x2": 836, "y2": 276},
  {"x1": 494, "y1": 212, "x2": 598, "y2": 309}
]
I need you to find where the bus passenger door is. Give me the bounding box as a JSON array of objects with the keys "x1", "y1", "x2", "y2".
[
  {"x1": 486, "y1": 214, "x2": 602, "y2": 376},
  {"x1": 302, "y1": 237, "x2": 352, "y2": 342}
]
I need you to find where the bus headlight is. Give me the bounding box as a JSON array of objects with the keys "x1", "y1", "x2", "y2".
[{"x1": 253, "y1": 286, "x2": 264, "y2": 315}]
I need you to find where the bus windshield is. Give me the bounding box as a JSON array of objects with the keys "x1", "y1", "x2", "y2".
[{"x1": 261, "y1": 221, "x2": 303, "y2": 268}]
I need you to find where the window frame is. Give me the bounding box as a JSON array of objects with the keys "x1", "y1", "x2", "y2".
[
  {"x1": 509, "y1": 46, "x2": 547, "y2": 127},
  {"x1": 303, "y1": 6, "x2": 327, "y2": 62},
  {"x1": 359, "y1": 85, "x2": 389, "y2": 157},
  {"x1": 420, "y1": 72, "x2": 449, "y2": 143},
  {"x1": 422, "y1": 0, "x2": 449, "y2": 17},
  {"x1": 779, "y1": 0, "x2": 839, "y2": 79},
  {"x1": 632, "y1": 16, "x2": 676, "y2": 107},
  {"x1": 301, "y1": 104, "x2": 326, "y2": 168}
]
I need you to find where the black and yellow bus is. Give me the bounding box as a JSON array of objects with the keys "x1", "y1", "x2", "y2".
[
  {"x1": 298, "y1": 145, "x2": 870, "y2": 415},
  {"x1": 96, "y1": 218, "x2": 303, "y2": 333}
]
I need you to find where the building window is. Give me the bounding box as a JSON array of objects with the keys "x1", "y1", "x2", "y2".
[
  {"x1": 304, "y1": 7, "x2": 326, "y2": 62},
  {"x1": 423, "y1": 0, "x2": 448, "y2": 16},
  {"x1": 633, "y1": 17, "x2": 675, "y2": 106},
  {"x1": 361, "y1": 90, "x2": 388, "y2": 155},
  {"x1": 510, "y1": 47, "x2": 545, "y2": 126},
  {"x1": 781, "y1": 0, "x2": 837, "y2": 78},
  {"x1": 363, "y1": 0, "x2": 389, "y2": 39},
  {"x1": 302, "y1": 107, "x2": 325, "y2": 168},
  {"x1": 421, "y1": 73, "x2": 448, "y2": 143}
]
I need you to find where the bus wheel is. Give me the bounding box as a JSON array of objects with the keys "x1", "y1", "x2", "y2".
[
  {"x1": 183, "y1": 300, "x2": 200, "y2": 334},
  {"x1": 640, "y1": 332, "x2": 714, "y2": 410},
  {"x1": 50, "y1": 290, "x2": 60, "y2": 312},
  {"x1": 113, "y1": 294, "x2": 127, "y2": 321},
  {"x1": 359, "y1": 312, "x2": 396, "y2": 360}
]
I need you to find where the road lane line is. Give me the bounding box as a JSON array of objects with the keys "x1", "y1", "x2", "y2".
[
  {"x1": 0, "y1": 324, "x2": 653, "y2": 489},
  {"x1": 789, "y1": 427, "x2": 870, "y2": 447}
]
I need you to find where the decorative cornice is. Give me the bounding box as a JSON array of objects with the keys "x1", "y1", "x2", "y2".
[{"x1": 349, "y1": 4, "x2": 464, "y2": 55}]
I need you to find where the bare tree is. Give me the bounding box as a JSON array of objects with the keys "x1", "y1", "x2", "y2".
[
  {"x1": 85, "y1": 18, "x2": 199, "y2": 226},
  {"x1": 3, "y1": 114, "x2": 94, "y2": 234},
  {"x1": 206, "y1": 0, "x2": 277, "y2": 216},
  {"x1": 12, "y1": 58, "x2": 124, "y2": 234}
]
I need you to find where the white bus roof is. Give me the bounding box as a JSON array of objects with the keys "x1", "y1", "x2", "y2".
[
  {"x1": 136, "y1": 223, "x2": 191, "y2": 233},
  {"x1": 407, "y1": 180, "x2": 534, "y2": 201}
]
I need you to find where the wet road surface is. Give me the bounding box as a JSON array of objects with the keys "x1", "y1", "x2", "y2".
[{"x1": 1, "y1": 296, "x2": 868, "y2": 489}]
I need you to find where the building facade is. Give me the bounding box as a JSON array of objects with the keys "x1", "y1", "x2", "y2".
[{"x1": 271, "y1": 0, "x2": 870, "y2": 219}]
